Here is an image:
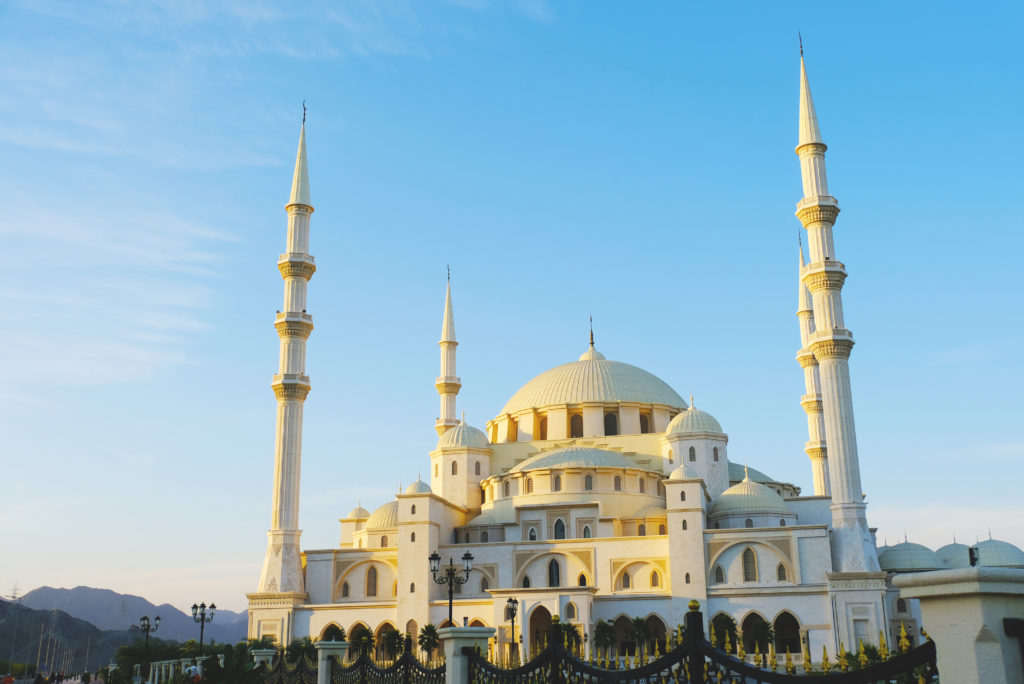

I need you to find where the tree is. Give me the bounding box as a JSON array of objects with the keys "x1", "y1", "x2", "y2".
[
  {"x1": 592, "y1": 620, "x2": 615, "y2": 656},
  {"x1": 321, "y1": 625, "x2": 345, "y2": 642},
  {"x1": 711, "y1": 614, "x2": 737, "y2": 654},
  {"x1": 381, "y1": 629, "x2": 403, "y2": 660},
  {"x1": 201, "y1": 643, "x2": 256, "y2": 684},
  {"x1": 417, "y1": 625, "x2": 439, "y2": 662},
  {"x1": 348, "y1": 625, "x2": 374, "y2": 656},
  {"x1": 626, "y1": 617, "x2": 651, "y2": 658},
  {"x1": 284, "y1": 637, "x2": 316, "y2": 664},
  {"x1": 554, "y1": 622, "x2": 581, "y2": 653}
]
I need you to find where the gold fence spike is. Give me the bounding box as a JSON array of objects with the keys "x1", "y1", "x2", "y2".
[
  {"x1": 898, "y1": 622, "x2": 911, "y2": 654},
  {"x1": 724, "y1": 632, "x2": 732, "y2": 654},
  {"x1": 802, "y1": 642, "x2": 812, "y2": 673},
  {"x1": 879, "y1": 630, "x2": 890, "y2": 660},
  {"x1": 838, "y1": 641, "x2": 849, "y2": 672},
  {"x1": 784, "y1": 646, "x2": 795, "y2": 674},
  {"x1": 857, "y1": 638, "x2": 868, "y2": 668},
  {"x1": 768, "y1": 643, "x2": 777, "y2": 671},
  {"x1": 821, "y1": 645, "x2": 831, "y2": 673},
  {"x1": 921, "y1": 627, "x2": 932, "y2": 642},
  {"x1": 736, "y1": 636, "x2": 745, "y2": 661},
  {"x1": 710, "y1": 629, "x2": 717, "y2": 648}
]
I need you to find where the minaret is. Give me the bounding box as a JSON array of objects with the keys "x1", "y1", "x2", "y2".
[
  {"x1": 435, "y1": 270, "x2": 461, "y2": 435},
  {"x1": 796, "y1": 242, "x2": 830, "y2": 496},
  {"x1": 258, "y1": 121, "x2": 315, "y2": 595},
  {"x1": 795, "y1": 53, "x2": 878, "y2": 571}
]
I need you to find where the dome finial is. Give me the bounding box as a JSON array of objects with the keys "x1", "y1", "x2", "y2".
[
  {"x1": 744, "y1": 464, "x2": 750, "y2": 481},
  {"x1": 461, "y1": 411, "x2": 466, "y2": 425},
  {"x1": 689, "y1": 392, "x2": 695, "y2": 409},
  {"x1": 589, "y1": 314, "x2": 594, "y2": 347}
]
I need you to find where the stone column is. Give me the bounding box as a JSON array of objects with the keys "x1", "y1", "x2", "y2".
[
  {"x1": 894, "y1": 567, "x2": 1024, "y2": 684},
  {"x1": 314, "y1": 642, "x2": 348, "y2": 684},
  {"x1": 439, "y1": 626, "x2": 495, "y2": 684}
]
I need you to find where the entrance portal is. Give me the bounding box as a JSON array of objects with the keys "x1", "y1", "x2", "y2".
[{"x1": 528, "y1": 605, "x2": 552, "y2": 657}]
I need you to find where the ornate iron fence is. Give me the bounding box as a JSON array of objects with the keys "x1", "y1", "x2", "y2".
[
  {"x1": 466, "y1": 602, "x2": 938, "y2": 684},
  {"x1": 254, "y1": 654, "x2": 318, "y2": 684},
  {"x1": 329, "y1": 637, "x2": 445, "y2": 684}
]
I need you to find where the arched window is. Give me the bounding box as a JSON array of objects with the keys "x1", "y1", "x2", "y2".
[
  {"x1": 896, "y1": 598, "x2": 908, "y2": 614},
  {"x1": 410, "y1": 582, "x2": 415, "y2": 593},
  {"x1": 481, "y1": 576, "x2": 490, "y2": 592},
  {"x1": 682, "y1": 520, "x2": 688, "y2": 530},
  {"x1": 688, "y1": 446, "x2": 696, "y2": 462},
  {"x1": 714, "y1": 566, "x2": 724, "y2": 584},
  {"x1": 651, "y1": 571, "x2": 660, "y2": 587},
  {"x1": 342, "y1": 582, "x2": 350, "y2": 598},
  {"x1": 504, "y1": 481, "x2": 511, "y2": 497},
  {"x1": 411, "y1": 532, "x2": 416, "y2": 542},
  {"x1": 381, "y1": 535, "x2": 388, "y2": 547},
  {"x1": 680, "y1": 490, "x2": 686, "y2": 501},
  {"x1": 570, "y1": 414, "x2": 583, "y2": 438},
  {"x1": 522, "y1": 575, "x2": 531, "y2": 588},
  {"x1": 658, "y1": 524, "x2": 666, "y2": 535},
  {"x1": 685, "y1": 572, "x2": 691, "y2": 584},
  {"x1": 713, "y1": 447, "x2": 719, "y2": 462},
  {"x1": 548, "y1": 559, "x2": 560, "y2": 587},
  {"x1": 411, "y1": 504, "x2": 416, "y2": 514},
  {"x1": 528, "y1": 527, "x2": 537, "y2": 541},
  {"x1": 554, "y1": 519, "x2": 566, "y2": 539},
  {"x1": 582, "y1": 525, "x2": 591, "y2": 539},
  {"x1": 604, "y1": 412, "x2": 618, "y2": 436},
  {"x1": 451, "y1": 461, "x2": 458, "y2": 475},
  {"x1": 639, "y1": 414, "x2": 650, "y2": 434},
  {"x1": 578, "y1": 574, "x2": 587, "y2": 587},
  {"x1": 481, "y1": 531, "x2": 489, "y2": 543},
  {"x1": 744, "y1": 519, "x2": 753, "y2": 528},
  {"x1": 742, "y1": 548, "x2": 757, "y2": 582},
  {"x1": 614, "y1": 476, "x2": 622, "y2": 491},
  {"x1": 539, "y1": 417, "x2": 548, "y2": 440},
  {"x1": 621, "y1": 572, "x2": 630, "y2": 589},
  {"x1": 366, "y1": 567, "x2": 378, "y2": 597},
  {"x1": 526, "y1": 478, "x2": 534, "y2": 494},
  {"x1": 639, "y1": 478, "x2": 645, "y2": 493},
  {"x1": 776, "y1": 563, "x2": 787, "y2": 581},
  {"x1": 565, "y1": 603, "x2": 577, "y2": 620},
  {"x1": 475, "y1": 461, "x2": 481, "y2": 476},
  {"x1": 584, "y1": 474, "x2": 593, "y2": 490},
  {"x1": 779, "y1": 519, "x2": 787, "y2": 527},
  {"x1": 638, "y1": 524, "x2": 646, "y2": 536},
  {"x1": 553, "y1": 475, "x2": 562, "y2": 492}
]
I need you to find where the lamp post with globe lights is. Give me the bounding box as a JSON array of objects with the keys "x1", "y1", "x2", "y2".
[
  {"x1": 428, "y1": 551, "x2": 473, "y2": 626},
  {"x1": 139, "y1": 615, "x2": 160, "y2": 680},
  {"x1": 191, "y1": 602, "x2": 215, "y2": 657},
  {"x1": 505, "y1": 597, "x2": 519, "y2": 665}
]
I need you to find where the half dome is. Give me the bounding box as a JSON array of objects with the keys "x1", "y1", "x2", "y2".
[
  {"x1": 507, "y1": 446, "x2": 649, "y2": 473},
  {"x1": 500, "y1": 346, "x2": 685, "y2": 416},
  {"x1": 365, "y1": 500, "x2": 399, "y2": 530}
]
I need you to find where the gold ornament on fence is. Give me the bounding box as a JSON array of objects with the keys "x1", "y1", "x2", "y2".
[
  {"x1": 837, "y1": 641, "x2": 849, "y2": 672},
  {"x1": 821, "y1": 645, "x2": 831, "y2": 673},
  {"x1": 784, "y1": 647, "x2": 795, "y2": 674},
  {"x1": 898, "y1": 623, "x2": 911, "y2": 654},
  {"x1": 857, "y1": 639, "x2": 868, "y2": 668},
  {"x1": 768, "y1": 643, "x2": 777, "y2": 671},
  {"x1": 879, "y1": 630, "x2": 890, "y2": 660}
]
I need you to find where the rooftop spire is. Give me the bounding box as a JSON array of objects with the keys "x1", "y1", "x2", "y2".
[
  {"x1": 798, "y1": 50, "x2": 824, "y2": 148},
  {"x1": 689, "y1": 392, "x2": 695, "y2": 409},
  {"x1": 288, "y1": 115, "x2": 311, "y2": 207},
  {"x1": 589, "y1": 314, "x2": 594, "y2": 347},
  {"x1": 441, "y1": 274, "x2": 456, "y2": 342}
]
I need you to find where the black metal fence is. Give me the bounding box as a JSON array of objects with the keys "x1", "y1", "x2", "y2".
[
  {"x1": 254, "y1": 654, "x2": 318, "y2": 684},
  {"x1": 329, "y1": 636, "x2": 445, "y2": 684}
]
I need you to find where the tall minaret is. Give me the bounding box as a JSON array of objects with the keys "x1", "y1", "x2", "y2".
[
  {"x1": 435, "y1": 270, "x2": 461, "y2": 435},
  {"x1": 258, "y1": 121, "x2": 315, "y2": 595},
  {"x1": 796, "y1": 242, "x2": 830, "y2": 496},
  {"x1": 795, "y1": 53, "x2": 878, "y2": 571}
]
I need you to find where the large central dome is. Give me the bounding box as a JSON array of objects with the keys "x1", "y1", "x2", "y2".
[{"x1": 500, "y1": 344, "x2": 686, "y2": 415}]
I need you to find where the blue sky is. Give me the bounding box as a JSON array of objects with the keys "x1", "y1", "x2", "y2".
[{"x1": 1, "y1": 1, "x2": 1021, "y2": 612}]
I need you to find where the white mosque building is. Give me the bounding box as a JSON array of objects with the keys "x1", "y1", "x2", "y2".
[{"x1": 245, "y1": 55, "x2": 1024, "y2": 661}]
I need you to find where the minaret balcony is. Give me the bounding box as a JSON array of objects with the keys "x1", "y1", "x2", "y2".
[
  {"x1": 801, "y1": 261, "x2": 847, "y2": 294},
  {"x1": 275, "y1": 312, "x2": 314, "y2": 339},
  {"x1": 808, "y1": 329, "x2": 855, "y2": 360},
  {"x1": 278, "y1": 253, "x2": 317, "y2": 280},
  {"x1": 800, "y1": 394, "x2": 824, "y2": 413},
  {"x1": 435, "y1": 376, "x2": 462, "y2": 394},
  {"x1": 796, "y1": 195, "x2": 838, "y2": 211},
  {"x1": 271, "y1": 373, "x2": 311, "y2": 401}
]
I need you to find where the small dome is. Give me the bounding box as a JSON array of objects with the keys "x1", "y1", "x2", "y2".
[
  {"x1": 365, "y1": 500, "x2": 399, "y2": 530},
  {"x1": 346, "y1": 505, "x2": 370, "y2": 519},
  {"x1": 878, "y1": 542, "x2": 943, "y2": 572},
  {"x1": 710, "y1": 467, "x2": 790, "y2": 517},
  {"x1": 437, "y1": 421, "x2": 489, "y2": 449},
  {"x1": 935, "y1": 542, "x2": 970, "y2": 569},
  {"x1": 666, "y1": 405, "x2": 723, "y2": 436},
  {"x1": 976, "y1": 539, "x2": 1024, "y2": 567},
  {"x1": 404, "y1": 479, "x2": 432, "y2": 495},
  {"x1": 669, "y1": 464, "x2": 696, "y2": 480},
  {"x1": 633, "y1": 505, "x2": 667, "y2": 518},
  {"x1": 508, "y1": 446, "x2": 650, "y2": 474}
]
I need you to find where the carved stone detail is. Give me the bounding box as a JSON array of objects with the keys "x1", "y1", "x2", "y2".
[
  {"x1": 278, "y1": 261, "x2": 317, "y2": 280},
  {"x1": 810, "y1": 337, "x2": 855, "y2": 360},
  {"x1": 273, "y1": 383, "x2": 311, "y2": 400},
  {"x1": 796, "y1": 350, "x2": 818, "y2": 368},
  {"x1": 796, "y1": 203, "x2": 840, "y2": 226},
  {"x1": 275, "y1": 319, "x2": 314, "y2": 339},
  {"x1": 805, "y1": 446, "x2": 827, "y2": 460},
  {"x1": 803, "y1": 269, "x2": 847, "y2": 293},
  {"x1": 435, "y1": 381, "x2": 462, "y2": 395}
]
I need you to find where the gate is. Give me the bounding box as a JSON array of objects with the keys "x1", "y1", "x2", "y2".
[
  {"x1": 465, "y1": 602, "x2": 938, "y2": 683},
  {"x1": 329, "y1": 636, "x2": 446, "y2": 684}
]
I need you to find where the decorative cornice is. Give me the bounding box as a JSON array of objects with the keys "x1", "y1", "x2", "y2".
[
  {"x1": 272, "y1": 374, "x2": 311, "y2": 400},
  {"x1": 803, "y1": 267, "x2": 847, "y2": 294},
  {"x1": 275, "y1": 314, "x2": 314, "y2": 339},
  {"x1": 805, "y1": 446, "x2": 827, "y2": 460},
  {"x1": 278, "y1": 260, "x2": 316, "y2": 280},
  {"x1": 795, "y1": 350, "x2": 818, "y2": 368},
  {"x1": 435, "y1": 380, "x2": 462, "y2": 395},
  {"x1": 795, "y1": 142, "x2": 827, "y2": 157},
  {"x1": 810, "y1": 335, "x2": 855, "y2": 360},
  {"x1": 285, "y1": 204, "x2": 313, "y2": 216},
  {"x1": 800, "y1": 395, "x2": 823, "y2": 413},
  {"x1": 796, "y1": 203, "x2": 840, "y2": 227}
]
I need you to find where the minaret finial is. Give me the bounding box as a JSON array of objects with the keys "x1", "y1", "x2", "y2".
[
  {"x1": 461, "y1": 411, "x2": 466, "y2": 424},
  {"x1": 302, "y1": 100, "x2": 307, "y2": 125},
  {"x1": 589, "y1": 314, "x2": 594, "y2": 347},
  {"x1": 689, "y1": 392, "x2": 694, "y2": 408},
  {"x1": 447, "y1": 264, "x2": 450, "y2": 283},
  {"x1": 744, "y1": 464, "x2": 750, "y2": 481},
  {"x1": 799, "y1": 32, "x2": 803, "y2": 58}
]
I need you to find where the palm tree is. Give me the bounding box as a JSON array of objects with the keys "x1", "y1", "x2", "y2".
[
  {"x1": 321, "y1": 625, "x2": 346, "y2": 642},
  {"x1": 592, "y1": 620, "x2": 615, "y2": 658},
  {"x1": 418, "y1": 624, "x2": 440, "y2": 662},
  {"x1": 711, "y1": 614, "x2": 737, "y2": 654},
  {"x1": 381, "y1": 629, "x2": 404, "y2": 660},
  {"x1": 555, "y1": 622, "x2": 582, "y2": 653},
  {"x1": 626, "y1": 617, "x2": 651, "y2": 658},
  {"x1": 285, "y1": 637, "x2": 316, "y2": 663},
  {"x1": 348, "y1": 625, "x2": 374, "y2": 656}
]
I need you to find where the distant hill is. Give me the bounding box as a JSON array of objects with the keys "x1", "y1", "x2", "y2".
[{"x1": 19, "y1": 587, "x2": 247, "y2": 644}]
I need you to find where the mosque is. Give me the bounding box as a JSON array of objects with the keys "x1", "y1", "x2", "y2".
[{"x1": 245, "y1": 55, "x2": 1024, "y2": 661}]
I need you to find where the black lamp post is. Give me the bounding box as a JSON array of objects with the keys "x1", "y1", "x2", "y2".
[
  {"x1": 505, "y1": 597, "x2": 518, "y2": 665},
  {"x1": 190, "y1": 602, "x2": 216, "y2": 657},
  {"x1": 140, "y1": 615, "x2": 160, "y2": 680},
  {"x1": 428, "y1": 551, "x2": 473, "y2": 625}
]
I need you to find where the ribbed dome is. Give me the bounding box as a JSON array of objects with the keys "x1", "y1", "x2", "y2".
[
  {"x1": 666, "y1": 405, "x2": 723, "y2": 435},
  {"x1": 935, "y1": 540, "x2": 1024, "y2": 568},
  {"x1": 507, "y1": 446, "x2": 649, "y2": 473},
  {"x1": 633, "y1": 505, "x2": 667, "y2": 518},
  {"x1": 365, "y1": 500, "x2": 399, "y2": 530},
  {"x1": 710, "y1": 468, "x2": 790, "y2": 517},
  {"x1": 878, "y1": 542, "x2": 943, "y2": 572},
  {"x1": 500, "y1": 346, "x2": 685, "y2": 415},
  {"x1": 669, "y1": 464, "x2": 696, "y2": 480},
  {"x1": 404, "y1": 479, "x2": 432, "y2": 494},
  {"x1": 437, "y1": 421, "x2": 489, "y2": 449},
  {"x1": 346, "y1": 505, "x2": 370, "y2": 519}
]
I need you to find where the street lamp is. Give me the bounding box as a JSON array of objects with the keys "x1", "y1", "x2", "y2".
[
  {"x1": 428, "y1": 550, "x2": 473, "y2": 625},
  {"x1": 140, "y1": 615, "x2": 160, "y2": 680},
  {"x1": 190, "y1": 602, "x2": 216, "y2": 657},
  {"x1": 505, "y1": 597, "x2": 518, "y2": 665}
]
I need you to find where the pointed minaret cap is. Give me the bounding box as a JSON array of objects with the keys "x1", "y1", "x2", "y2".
[
  {"x1": 798, "y1": 57, "x2": 824, "y2": 149},
  {"x1": 288, "y1": 124, "x2": 312, "y2": 208},
  {"x1": 798, "y1": 242, "x2": 813, "y2": 312},
  {"x1": 441, "y1": 278, "x2": 457, "y2": 343}
]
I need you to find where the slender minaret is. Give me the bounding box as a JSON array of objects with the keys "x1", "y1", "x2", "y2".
[
  {"x1": 435, "y1": 270, "x2": 461, "y2": 435},
  {"x1": 795, "y1": 53, "x2": 878, "y2": 571},
  {"x1": 796, "y1": 241, "x2": 830, "y2": 495},
  {"x1": 258, "y1": 120, "x2": 315, "y2": 595}
]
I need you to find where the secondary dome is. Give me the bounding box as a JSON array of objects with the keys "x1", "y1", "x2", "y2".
[
  {"x1": 346, "y1": 505, "x2": 370, "y2": 519},
  {"x1": 710, "y1": 468, "x2": 791, "y2": 517},
  {"x1": 976, "y1": 539, "x2": 1024, "y2": 567},
  {"x1": 404, "y1": 479, "x2": 432, "y2": 495},
  {"x1": 500, "y1": 345, "x2": 685, "y2": 416},
  {"x1": 507, "y1": 446, "x2": 648, "y2": 473},
  {"x1": 669, "y1": 464, "x2": 696, "y2": 480},
  {"x1": 437, "y1": 420, "x2": 489, "y2": 449},
  {"x1": 878, "y1": 542, "x2": 943, "y2": 572},
  {"x1": 666, "y1": 405, "x2": 723, "y2": 435},
  {"x1": 365, "y1": 500, "x2": 399, "y2": 530}
]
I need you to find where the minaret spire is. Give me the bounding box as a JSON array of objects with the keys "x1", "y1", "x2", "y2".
[
  {"x1": 795, "y1": 51, "x2": 876, "y2": 571},
  {"x1": 255, "y1": 119, "x2": 317, "y2": 607},
  {"x1": 435, "y1": 271, "x2": 461, "y2": 435}
]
